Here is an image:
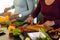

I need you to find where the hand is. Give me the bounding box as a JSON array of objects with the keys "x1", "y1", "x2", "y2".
[
  {"x1": 26, "y1": 15, "x2": 34, "y2": 24},
  {"x1": 42, "y1": 21, "x2": 55, "y2": 27},
  {"x1": 4, "y1": 8, "x2": 10, "y2": 12},
  {"x1": 10, "y1": 14, "x2": 19, "y2": 20},
  {"x1": 11, "y1": 19, "x2": 16, "y2": 22},
  {"x1": 3, "y1": 12, "x2": 11, "y2": 16}
]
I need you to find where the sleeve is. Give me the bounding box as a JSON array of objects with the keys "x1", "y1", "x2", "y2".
[
  {"x1": 54, "y1": 20, "x2": 60, "y2": 25},
  {"x1": 54, "y1": 0, "x2": 60, "y2": 25},
  {"x1": 18, "y1": 0, "x2": 34, "y2": 17},
  {"x1": 31, "y1": 0, "x2": 41, "y2": 18},
  {"x1": 9, "y1": 5, "x2": 15, "y2": 10}
]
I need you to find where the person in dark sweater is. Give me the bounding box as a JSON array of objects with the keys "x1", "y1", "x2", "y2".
[{"x1": 27, "y1": 0, "x2": 60, "y2": 29}]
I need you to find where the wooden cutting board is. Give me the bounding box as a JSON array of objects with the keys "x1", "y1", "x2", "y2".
[{"x1": 26, "y1": 24, "x2": 52, "y2": 32}]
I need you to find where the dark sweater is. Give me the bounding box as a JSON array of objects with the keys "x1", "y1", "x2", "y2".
[{"x1": 31, "y1": 0, "x2": 60, "y2": 28}]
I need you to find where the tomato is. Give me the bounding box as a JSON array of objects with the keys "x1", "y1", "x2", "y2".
[
  {"x1": 10, "y1": 24, "x2": 16, "y2": 27},
  {"x1": 18, "y1": 27, "x2": 25, "y2": 32}
]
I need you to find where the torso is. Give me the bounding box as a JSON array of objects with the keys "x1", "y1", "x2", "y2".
[
  {"x1": 13, "y1": 0, "x2": 27, "y2": 13},
  {"x1": 13, "y1": 0, "x2": 27, "y2": 6},
  {"x1": 40, "y1": 0, "x2": 60, "y2": 20}
]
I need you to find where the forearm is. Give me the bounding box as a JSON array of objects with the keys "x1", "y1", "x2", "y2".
[
  {"x1": 54, "y1": 20, "x2": 60, "y2": 25},
  {"x1": 31, "y1": 0, "x2": 41, "y2": 18}
]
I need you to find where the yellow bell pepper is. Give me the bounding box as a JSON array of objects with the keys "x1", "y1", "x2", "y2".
[
  {"x1": 0, "y1": 16, "x2": 5, "y2": 23},
  {"x1": 0, "y1": 16, "x2": 9, "y2": 23},
  {"x1": 8, "y1": 26, "x2": 15, "y2": 33},
  {"x1": 8, "y1": 24, "x2": 16, "y2": 33}
]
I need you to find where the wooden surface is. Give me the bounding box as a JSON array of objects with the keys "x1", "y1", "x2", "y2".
[{"x1": 26, "y1": 24, "x2": 52, "y2": 32}]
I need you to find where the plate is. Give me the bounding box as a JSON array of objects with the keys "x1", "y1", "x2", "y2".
[{"x1": 27, "y1": 32, "x2": 46, "y2": 40}]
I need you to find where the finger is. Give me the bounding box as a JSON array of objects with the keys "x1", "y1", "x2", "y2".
[
  {"x1": 26, "y1": 18, "x2": 30, "y2": 23},
  {"x1": 30, "y1": 20, "x2": 33, "y2": 25},
  {"x1": 11, "y1": 19, "x2": 16, "y2": 22},
  {"x1": 28, "y1": 19, "x2": 31, "y2": 23},
  {"x1": 42, "y1": 23, "x2": 48, "y2": 27}
]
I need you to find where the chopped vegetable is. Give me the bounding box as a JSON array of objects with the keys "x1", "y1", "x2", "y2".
[
  {"x1": 0, "y1": 16, "x2": 9, "y2": 23},
  {"x1": 39, "y1": 28, "x2": 52, "y2": 40},
  {"x1": 13, "y1": 21, "x2": 26, "y2": 27},
  {"x1": 5, "y1": 21, "x2": 11, "y2": 27},
  {"x1": 19, "y1": 34, "x2": 25, "y2": 40},
  {"x1": 0, "y1": 29, "x2": 4, "y2": 32},
  {"x1": 8, "y1": 24, "x2": 16, "y2": 33},
  {"x1": 18, "y1": 27, "x2": 25, "y2": 32},
  {"x1": 13, "y1": 28, "x2": 21, "y2": 35},
  {"x1": 36, "y1": 37, "x2": 47, "y2": 40},
  {"x1": 25, "y1": 37, "x2": 31, "y2": 40}
]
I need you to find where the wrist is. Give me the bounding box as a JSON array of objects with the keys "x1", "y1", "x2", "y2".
[{"x1": 29, "y1": 15, "x2": 33, "y2": 17}]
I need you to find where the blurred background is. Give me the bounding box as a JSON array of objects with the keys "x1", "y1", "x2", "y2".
[
  {"x1": 0, "y1": 0, "x2": 38, "y2": 23},
  {"x1": 0, "y1": 0, "x2": 14, "y2": 13},
  {"x1": 0, "y1": 0, "x2": 38, "y2": 13}
]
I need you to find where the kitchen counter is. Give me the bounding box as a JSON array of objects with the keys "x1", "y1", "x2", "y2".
[{"x1": 0, "y1": 26, "x2": 60, "y2": 40}]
